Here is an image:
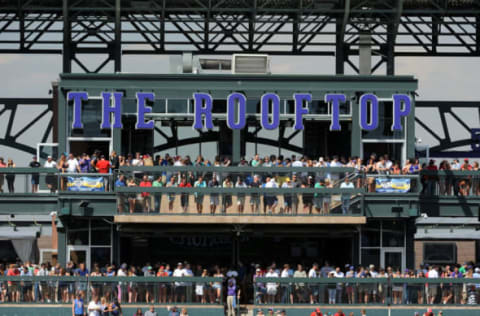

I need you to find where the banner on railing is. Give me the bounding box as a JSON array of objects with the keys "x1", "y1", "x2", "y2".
[
  {"x1": 375, "y1": 177, "x2": 410, "y2": 193},
  {"x1": 67, "y1": 176, "x2": 105, "y2": 192}
]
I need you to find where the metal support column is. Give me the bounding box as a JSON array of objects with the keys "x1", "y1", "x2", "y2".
[
  {"x1": 335, "y1": 19, "x2": 345, "y2": 74},
  {"x1": 387, "y1": 23, "x2": 395, "y2": 75},
  {"x1": 62, "y1": 0, "x2": 72, "y2": 73},
  {"x1": 114, "y1": 0, "x2": 122, "y2": 72}
]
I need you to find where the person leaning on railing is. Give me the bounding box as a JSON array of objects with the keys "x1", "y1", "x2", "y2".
[{"x1": 5, "y1": 159, "x2": 16, "y2": 193}]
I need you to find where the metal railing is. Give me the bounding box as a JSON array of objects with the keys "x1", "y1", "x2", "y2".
[
  {"x1": 0, "y1": 276, "x2": 223, "y2": 305},
  {"x1": 115, "y1": 166, "x2": 364, "y2": 216},
  {"x1": 253, "y1": 277, "x2": 480, "y2": 306}
]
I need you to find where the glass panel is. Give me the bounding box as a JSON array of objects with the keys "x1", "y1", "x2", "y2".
[
  {"x1": 361, "y1": 249, "x2": 380, "y2": 268},
  {"x1": 423, "y1": 243, "x2": 457, "y2": 265},
  {"x1": 69, "y1": 250, "x2": 87, "y2": 266},
  {"x1": 384, "y1": 252, "x2": 402, "y2": 270},
  {"x1": 247, "y1": 100, "x2": 260, "y2": 113},
  {"x1": 168, "y1": 99, "x2": 188, "y2": 113},
  {"x1": 152, "y1": 99, "x2": 166, "y2": 113},
  {"x1": 91, "y1": 247, "x2": 111, "y2": 268},
  {"x1": 91, "y1": 228, "x2": 111, "y2": 246},
  {"x1": 68, "y1": 219, "x2": 89, "y2": 245},
  {"x1": 382, "y1": 221, "x2": 405, "y2": 247},
  {"x1": 362, "y1": 101, "x2": 405, "y2": 139}
]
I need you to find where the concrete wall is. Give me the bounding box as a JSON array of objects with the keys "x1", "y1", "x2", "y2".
[{"x1": 414, "y1": 240, "x2": 475, "y2": 269}]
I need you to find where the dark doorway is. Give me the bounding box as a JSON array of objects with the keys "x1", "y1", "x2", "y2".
[{"x1": 304, "y1": 121, "x2": 351, "y2": 160}]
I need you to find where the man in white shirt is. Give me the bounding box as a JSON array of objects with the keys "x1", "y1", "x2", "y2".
[
  {"x1": 333, "y1": 267, "x2": 345, "y2": 304},
  {"x1": 308, "y1": 263, "x2": 319, "y2": 304},
  {"x1": 340, "y1": 177, "x2": 355, "y2": 215},
  {"x1": 280, "y1": 264, "x2": 293, "y2": 304},
  {"x1": 265, "y1": 266, "x2": 279, "y2": 304},
  {"x1": 427, "y1": 266, "x2": 439, "y2": 304},
  {"x1": 173, "y1": 262, "x2": 186, "y2": 302},
  {"x1": 265, "y1": 177, "x2": 279, "y2": 214},
  {"x1": 87, "y1": 296, "x2": 102, "y2": 316},
  {"x1": 44, "y1": 156, "x2": 57, "y2": 192},
  {"x1": 66, "y1": 153, "x2": 80, "y2": 173}
]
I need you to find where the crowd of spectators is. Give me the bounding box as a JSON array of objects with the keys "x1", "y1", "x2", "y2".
[
  {"x1": 1, "y1": 260, "x2": 480, "y2": 308},
  {"x1": 0, "y1": 152, "x2": 479, "y2": 204}
]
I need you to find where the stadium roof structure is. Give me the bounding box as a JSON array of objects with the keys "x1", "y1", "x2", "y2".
[{"x1": 0, "y1": 0, "x2": 479, "y2": 73}]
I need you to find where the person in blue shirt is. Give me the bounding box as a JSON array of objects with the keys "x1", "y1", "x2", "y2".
[
  {"x1": 72, "y1": 293, "x2": 84, "y2": 316},
  {"x1": 75, "y1": 263, "x2": 89, "y2": 297},
  {"x1": 116, "y1": 174, "x2": 126, "y2": 213}
]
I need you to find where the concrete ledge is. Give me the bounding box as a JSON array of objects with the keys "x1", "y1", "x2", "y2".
[{"x1": 114, "y1": 215, "x2": 367, "y2": 224}]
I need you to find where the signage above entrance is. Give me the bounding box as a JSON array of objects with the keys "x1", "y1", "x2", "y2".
[{"x1": 68, "y1": 92, "x2": 411, "y2": 132}]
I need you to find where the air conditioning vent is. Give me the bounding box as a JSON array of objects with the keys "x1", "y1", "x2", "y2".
[{"x1": 232, "y1": 54, "x2": 270, "y2": 74}]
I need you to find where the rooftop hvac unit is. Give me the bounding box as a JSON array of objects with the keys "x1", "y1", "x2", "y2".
[{"x1": 232, "y1": 54, "x2": 270, "y2": 74}]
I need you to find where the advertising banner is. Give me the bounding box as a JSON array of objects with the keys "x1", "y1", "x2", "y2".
[
  {"x1": 67, "y1": 176, "x2": 105, "y2": 192},
  {"x1": 375, "y1": 177, "x2": 410, "y2": 193}
]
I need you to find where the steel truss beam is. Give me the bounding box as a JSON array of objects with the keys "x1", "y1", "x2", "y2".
[
  {"x1": 416, "y1": 101, "x2": 480, "y2": 158},
  {"x1": 0, "y1": 1, "x2": 479, "y2": 73}
]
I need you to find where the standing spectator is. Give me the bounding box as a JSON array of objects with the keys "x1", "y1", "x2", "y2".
[
  {"x1": 173, "y1": 263, "x2": 186, "y2": 303},
  {"x1": 95, "y1": 155, "x2": 111, "y2": 191},
  {"x1": 265, "y1": 266, "x2": 279, "y2": 304},
  {"x1": 115, "y1": 175, "x2": 126, "y2": 213},
  {"x1": 5, "y1": 159, "x2": 16, "y2": 193},
  {"x1": 308, "y1": 263, "x2": 319, "y2": 304},
  {"x1": 222, "y1": 177, "x2": 233, "y2": 213},
  {"x1": 226, "y1": 277, "x2": 240, "y2": 316},
  {"x1": 333, "y1": 267, "x2": 345, "y2": 304},
  {"x1": 57, "y1": 154, "x2": 68, "y2": 191},
  {"x1": 193, "y1": 176, "x2": 206, "y2": 214},
  {"x1": 179, "y1": 176, "x2": 192, "y2": 213},
  {"x1": 72, "y1": 293, "x2": 85, "y2": 316},
  {"x1": 139, "y1": 175, "x2": 152, "y2": 212},
  {"x1": 427, "y1": 265, "x2": 439, "y2": 304},
  {"x1": 249, "y1": 175, "x2": 261, "y2": 214},
  {"x1": 340, "y1": 177, "x2": 355, "y2": 215},
  {"x1": 66, "y1": 153, "x2": 80, "y2": 173},
  {"x1": 327, "y1": 271, "x2": 337, "y2": 304},
  {"x1": 127, "y1": 178, "x2": 137, "y2": 214},
  {"x1": 280, "y1": 264, "x2": 293, "y2": 304},
  {"x1": 0, "y1": 157, "x2": 5, "y2": 192},
  {"x1": 313, "y1": 180, "x2": 325, "y2": 215},
  {"x1": 110, "y1": 151, "x2": 119, "y2": 171},
  {"x1": 152, "y1": 175, "x2": 163, "y2": 212},
  {"x1": 302, "y1": 176, "x2": 314, "y2": 215},
  {"x1": 79, "y1": 153, "x2": 91, "y2": 173},
  {"x1": 166, "y1": 176, "x2": 177, "y2": 212},
  {"x1": 264, "y1": 177, "x2": 279, "y2": 214},
  {"x1": 29, "y1": 156, "x2": 41, "y2": 193},
  {"x1": 235, "y1": 177, "x2": 247, "y2": 214},
  {"x1": 293, "y1": 264, "x2": 307, "y2": 303},
  {"x1": 282, "y1": 177, "x2": 293, "y2": 214},
  {"x1": 87, "y1": 295, "x2": 102, "y2": 316}
]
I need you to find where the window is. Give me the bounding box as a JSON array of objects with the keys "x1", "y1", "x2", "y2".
[{"x1": 423, "y1": 243, "x2": 457, "y2": 265}]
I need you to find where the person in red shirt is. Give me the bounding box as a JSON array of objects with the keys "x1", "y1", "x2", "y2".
[
  {"x1": 95, "y1": 155, "x2": 111, "y2": 173},
  {"x1": 334, "y1": 309, "x2": 345, "y2": 316},
  {"x1": 310, "y1": 308, "x2": 322, "y2": 316},
  {"x1": 139, "y1": 175, "x2": 152, "y2": 212},
  {"x1": 95, "y1": 155, "x2": 111, "y2": 191},
  {"x1": 178, "y1": 176, "x2": 192, "y2": 212},
  {"x1": 7, "y1": 264, "x2": 20, "y2": 302}
]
